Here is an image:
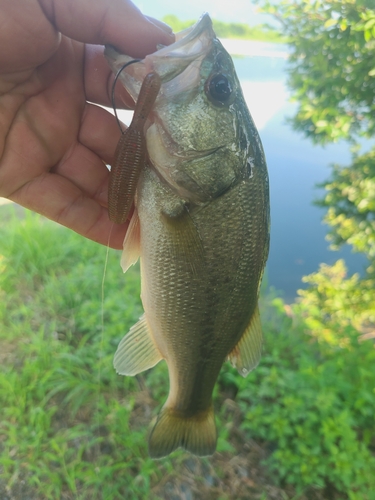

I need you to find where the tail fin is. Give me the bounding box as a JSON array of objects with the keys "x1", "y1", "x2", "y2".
[{"x1": 148, "y1": 405, "x2": 217, "y2": 459}]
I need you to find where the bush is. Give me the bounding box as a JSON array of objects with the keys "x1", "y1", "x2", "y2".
[{"x1": 220, "y1": 297, "x2": 375, "y2": 498}]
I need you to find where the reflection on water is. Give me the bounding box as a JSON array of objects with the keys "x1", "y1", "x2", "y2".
[
  {"x1": 241, "y1": 81, "x2": 288, "y2": 130},
  {"x1": 221, "y1": 39, "x2": 289, "y2": 59}
]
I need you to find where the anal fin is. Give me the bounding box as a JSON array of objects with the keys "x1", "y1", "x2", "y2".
[
  {"x1": 227, "y1": 304, "x2": 263, "y2": 377},
  {"x1": 114, "y1": 314, "x2": 163, "y2": 376}
]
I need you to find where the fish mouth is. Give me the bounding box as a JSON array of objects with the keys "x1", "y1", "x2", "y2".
[
  {"x1": 146, "y1": 13, "x2": 214, "y2": 80},
  {"x1": 105, "y1": 13, "x2": 215, "y2": 102}
]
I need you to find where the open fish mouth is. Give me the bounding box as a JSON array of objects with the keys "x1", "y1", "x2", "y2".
[{"x1": 105, "y1": 13, "x2": 216, "y2": 103}]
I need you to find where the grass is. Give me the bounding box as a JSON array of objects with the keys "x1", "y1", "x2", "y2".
[{"x1": 0, "y1": 206, "x2": 374, "y2": 499}]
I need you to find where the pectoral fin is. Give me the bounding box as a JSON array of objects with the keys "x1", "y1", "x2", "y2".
[
  {"x1": 121, "y1": 208, "x2": 140, "y2": 273},
  {"x1": 114, "y1": 315, "x2": 163, "y2": 376},
  {"x1": 227, "y1": 304, "x2": 263, "y2": 377}
]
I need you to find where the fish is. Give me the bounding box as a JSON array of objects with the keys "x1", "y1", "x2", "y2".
[{"x1": 105, "y1": 13, "x2": 270, "y2": 459}]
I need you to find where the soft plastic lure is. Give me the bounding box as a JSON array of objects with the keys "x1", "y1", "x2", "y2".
[{"x1": 108, "y1": 71, "x2": 161, "y2": 224}]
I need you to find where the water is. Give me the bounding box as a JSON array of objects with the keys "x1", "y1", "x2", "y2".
[{"x1": 232, "y1": 51, "x2": 367, "y2": 302}]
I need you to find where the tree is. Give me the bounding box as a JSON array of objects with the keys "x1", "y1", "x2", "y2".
[
  {"x1": 261, "y1": 0, "x2": 375, "y2": 143},
  {"x1": 258, "y1": 0, "x2": 375, "y2": 263},
  {"x1": 258, "y1": 0, "x2": 375, "y2": 340},
  {"x1": 317, "y1": 149, "x2": 375, "y2": 271}
]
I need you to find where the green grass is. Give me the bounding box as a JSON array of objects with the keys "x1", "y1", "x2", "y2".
[
  {"x1": 0, "y1": 208, "x2": 166, "y2": 499},
  {"x1": 0, "y1": 207, "x2": 374, "y2": 499}
]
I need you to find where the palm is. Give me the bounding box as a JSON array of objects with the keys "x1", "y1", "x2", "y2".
[{"x1": 2, "y1": 35, "x2": 119, "y2": 240}]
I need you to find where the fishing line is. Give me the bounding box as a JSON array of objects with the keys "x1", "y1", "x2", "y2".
[
  {"x1": 111, "y1": 59, "x2": 141, "y2": 134},
  {"x1": 97, "y1": 222, "x2": 115, "y2": 443},
  {"x1": 99, "y1": 58, "x2": 142, "y2": 419},
  {"x1": 99, "y1": 58, "x2": 142, "y2": 409},
  {"x1": 97, "y1": 57, "x2": 143, "y2": 449}
]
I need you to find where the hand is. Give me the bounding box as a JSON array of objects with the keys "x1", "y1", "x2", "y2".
[{"x1": 0, "y1": 0, "x2": 174, "y2": 249}]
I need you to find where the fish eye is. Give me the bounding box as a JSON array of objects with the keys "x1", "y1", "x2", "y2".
[{"x1": 206, "y1": 74, "x2": 233, "y2": 106}]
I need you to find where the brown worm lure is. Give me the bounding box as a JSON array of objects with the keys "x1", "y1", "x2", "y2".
[{"x1": 108, "y1": 71, "x2": 161, "y2": 224}]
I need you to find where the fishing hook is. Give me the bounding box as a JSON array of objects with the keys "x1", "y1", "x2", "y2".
[{"x1": 111, "y1": 59, "x2": 142, "y2": 134}]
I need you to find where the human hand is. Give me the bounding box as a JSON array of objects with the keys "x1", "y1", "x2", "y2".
[{"x1": 0, "y1": 0, "x2": 174, "y2": 249}]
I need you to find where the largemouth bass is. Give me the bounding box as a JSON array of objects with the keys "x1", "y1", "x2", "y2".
[{"x1": 105, "y1": 13, "x2": 270, "y2": 459}]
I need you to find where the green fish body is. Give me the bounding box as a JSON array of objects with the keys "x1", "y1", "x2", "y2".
[{"x1": 105, "y1": 13, "x2": 270, "y2": 458}]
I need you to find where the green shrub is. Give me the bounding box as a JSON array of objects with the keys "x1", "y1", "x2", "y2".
[{"x1": 219, "y1": 298, "x2": 375, "y2": 498}]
